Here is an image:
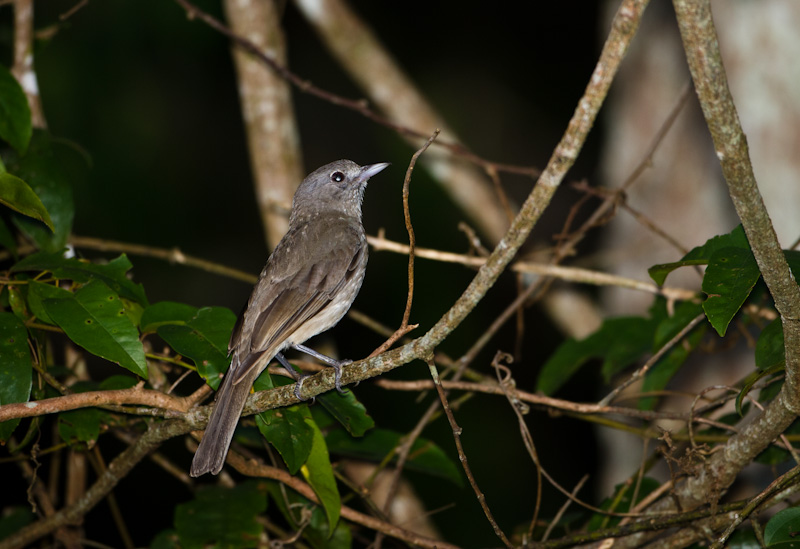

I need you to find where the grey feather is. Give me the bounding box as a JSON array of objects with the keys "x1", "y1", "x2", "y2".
[{"x1": 190, "y1": 159, "x2": 388, "y2": 477}]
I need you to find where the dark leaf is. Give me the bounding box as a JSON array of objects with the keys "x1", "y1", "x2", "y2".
[
  {"x1": 0, "y1": 64, "x2": 31, "y2": 154},
  {"x1": 13, "y1": 252, "x2": 148, "y2": 305},
  {"x1": 0, "y1": 312, "x2": 32, "y2": 442},
  {"x1": 42, "y1": 280, "x2": 147, "y2": 378},
  {"x1": 302, "y1": 418, "x2": 340, "y2": 536},
  {"x1": 702, "y1": 247, "x2": 761, "y2": 336},
  {"x1": 756, "y1": 319, "x2": 785, "y2": 371},
  {"x1": 175, "y1": 481, "x2": 267, "y2": 548},
  {"x1": 326, "y1": 428, "x2": 462, "y2": 486},
  {"x1": 648, "y1": 225, "x2": 749, "y2": 285},
  {"x1": 155, "y1": 306, "x2": 236, "y2": 389},
  {"x1": 0, "y1": 172, "x2": 54, "y2": 231},
  {"x1": 58, "y1": 408, "x2": 102, "y2": 444},
  {"x1": 764, "y1": 507, "x2": 800, "y2": 547},
  {"x1": 256, "y1": 406, "x2": 313, "y2": 475},
  {"x1": 5, "y1": 132, "x2": 83, "y2": 252}
]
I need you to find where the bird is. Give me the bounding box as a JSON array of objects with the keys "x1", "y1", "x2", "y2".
[{"x1": 190, "y1": 159, "x2": 389, "y2": 477}]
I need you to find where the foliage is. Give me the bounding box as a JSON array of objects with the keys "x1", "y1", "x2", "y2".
[
  {"x1": 1, "y1": 3, "x2": 799, "y2": 548},
  {"x1": 0, "y1": 100, "x2": 460, "y2": 546}
]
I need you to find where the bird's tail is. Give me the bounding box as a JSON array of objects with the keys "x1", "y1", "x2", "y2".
[{"x1": 190, "y1": 363, "x2": 260, "y2": 477}]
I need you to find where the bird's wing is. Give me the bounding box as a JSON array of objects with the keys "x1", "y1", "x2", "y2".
[{"x1": 229, "y1": 218, "x2": 365, "y2": 384}]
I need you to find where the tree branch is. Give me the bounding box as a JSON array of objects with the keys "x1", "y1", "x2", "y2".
[
  {"x1": 0, "y1": 419, "x2": 192, "y2": 549},
  {"x1": 673, "y1": 0, "x2": 800, "y2": 408},
  {"x1": 11, "y1": 0, "x2": 45, "y2": 128},
  {"x1": 222, "y1": 0, "x2": 304, "y2": 249}
]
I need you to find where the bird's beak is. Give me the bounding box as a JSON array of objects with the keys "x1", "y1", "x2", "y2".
[{"x1": 358, "y1": 162, "x2": 390, "y2": 183}]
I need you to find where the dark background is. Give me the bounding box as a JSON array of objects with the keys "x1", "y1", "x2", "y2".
[{"x1": 2, "y1": 1, "x2": 625, "y2": 545}]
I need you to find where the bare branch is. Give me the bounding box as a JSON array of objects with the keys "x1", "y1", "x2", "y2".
[
  {"x1": 427, "y1": 357, "x2": 512, "y2": 548},
  {"x1": 0, "y1": 386, "x2": 193, "y2": 422},
  {"x1": 674, "y1": 0, "x2": 800, "y2": 406},
  {"x1": 222, "y1": 0, "x2": 303, "y2": 248},
  {"x1": 11, "y1": 0, "x2": 46, "y2": 128}
]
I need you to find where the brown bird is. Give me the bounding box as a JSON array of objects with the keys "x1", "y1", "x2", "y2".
[{"x1": 190, "y1": 159, "x2": 389, "y2": 476}]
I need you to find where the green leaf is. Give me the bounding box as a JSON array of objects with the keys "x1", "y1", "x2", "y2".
[
  {"x1": 648, "y1": 258, "x2": 708, "y2": 287},
  {"x1": 587, "y1": 477, "x2": 661, "y2": 531},
  {"x1": 640, "y1": 323, "x2": 705, "y2": 410},
  {"x1": 0, "y1": 312, "x2": 32, "y2": 442},
  {"x1": 302, "y1": 418, "x2": 340, "y2": 537},
  {"x1": 636, "y1": 301, "x2": 705, "y2": 410},
  {"x1": 648, "y1": 225, "x2": 748, "y2": 285},
  {"x1": 765, "y1": 507, "x2": 800, "y2": 547},
  {"x1": 684, "y1": 224, "x2": 750, "y2": 259},
  {"x1": 326, "y1": 428, "x2": 462, "y2": 486},
  {"x1": 5, "y1": 132, "x2": 82, "y2": 252},
  {"x1": 305, "y1": 506, "x2": 353, "y2": 549},
  {"x1": 726, "y1": 529, "x2": 761, "y2": 549},
  {"x1": 757, "y1": 319, "x2": 785, "y2": 371},
  {"x1": 58, "y1": 408, "x2": 102, "y2": 444},
  {"x1": 785, "y1": 250, "x2": 800, "y2": 281},
  {"x1": 653, "y1": 300, "x2": 703, "y2": 348},
  {"x1": 121, "y1": 298, "x2": 144, "y2": 328},
  {"x1": 264, "y1": 480, "x2": 352, "y2": 549},
  {"x1": 26, "y1": 279, "x2": 71, "y2": 325},
  {"x1": 149, "y1": 530, "x2": 180, "y2": 549},
  {"x1": 318, "y1": 389, "x2": 375, "y2": 437},
  {"x1": 0, "y1": 506, "x2": 34, "y2": 541},
  {"x1": 7, "y1": 284, "x2": 27, "y2": 322},
  {"x1": 175, "y1": 481, "x2": 267, "y2": 549},
  {"x1": 100, "y1": 375, "x2": 139, "y2": 390},
  {"x1": 13, "y1": 252, "x2": 148, "y2": 305},
  {"x1": 0, "y1": 64, "x2": 32, "y2": 154},
  {"x1": 702, "y1": 247, "x2": 761, "y2": 336},
  {"x1": 736, "y1": 363, "x2": 784, "y2": 417},
  {"x1": 155, "y1": 306, "x2": 236, "y2": 389},
  {"x1": 256, "y1": 406, "x2": 313, "y2": 475},
  {"x1": 42, "y1": 279, "x2": 147, "y2": 378},
  {"x1": 0, "y1": 216, "x2": 17, "y2": 256},
  {"x1": 252, "y1": 365, "x2": 276, "y2": 392},
  {"x1": 140, "y1": 301, "x2": 199, "y2": 332},
  {"x1": 0, "y1": 172, "x2": 54, "y2": 231},
  {"x1": 537, "y1": 316, "x2": 656, "y2": 395}
]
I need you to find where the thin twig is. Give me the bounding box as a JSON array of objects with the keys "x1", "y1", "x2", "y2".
[
  {"x1": 598, "y1": 313, "x2": 705, "y2": 406},
  {"x1": 369, "y1": 130, "x2": 440, "y2": 357},
  {"x1": 542, "y1": 474, "x2": 589, "y2": 542},
  {"x1": 368, "y1": 234, "x2": 697, "y2": 301},
  {"x1": 711, "y1": 465, "x2": 800, "y2": 549},
  {"x1": 491, "y1": 353, "x2": 542, "y2": 541},
  {"x1": 172, "y1": 0, "x2": 537, "y2": 178},
  {"x1": 555, "y1": 82, "x2": 692, "y2": 261},
  {"x1": 223, "y1": 447, "x2": 460, "y2": 549},
  {"x1": 426, "y1": 356, "x2": 513, "y2": 548},
  {"x1": 69, "y1": 235, "x2": 257, "y2": 283}
]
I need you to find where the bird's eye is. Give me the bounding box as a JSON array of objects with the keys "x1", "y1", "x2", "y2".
[{"x1": 331, "y1": 171, "x2": 345, "y2": 183}]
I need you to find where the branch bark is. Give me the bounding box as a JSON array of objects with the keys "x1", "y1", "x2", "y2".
[
  {"x1": 672, "y1": 0, "x2": 800, "y2": 406},
  {"x1": 595, "y1": 1, "x2": 800, "y2": 545},
  {"x1": 11, "y1": 0, "x2": 46, "y2": 128},
  {"x1": 2, "y1": 1, "x2": 649, "y2": 544},
  {"x1": 223, "y1": 0, "x2": 304, "y2": 248}
]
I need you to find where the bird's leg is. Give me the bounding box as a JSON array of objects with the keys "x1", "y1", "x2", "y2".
[
  {"x1": 275, "y1": 352, "x2": 311, "y2": 401},
  {"x1": 291, "y1": 344, "x2": 351, "y2": 394}
]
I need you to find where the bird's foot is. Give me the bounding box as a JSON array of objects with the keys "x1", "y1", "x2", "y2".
[
  {"x1": 292, "y1": 344, "x2": 352, "y2": 395},
  {"x1": 331, "y1": 359, "x2": 352, "y2": 395},
  {"x1": 293, "y1": 373, "x2": 314, "y2": 402}
]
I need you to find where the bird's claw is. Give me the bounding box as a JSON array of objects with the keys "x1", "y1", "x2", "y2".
[
  {"x1": 293, "y1": 374, "x2": 316, "y2": 403},
  {"x1": 332, "y1": 359, "x2": 352, "y2": 394}
]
